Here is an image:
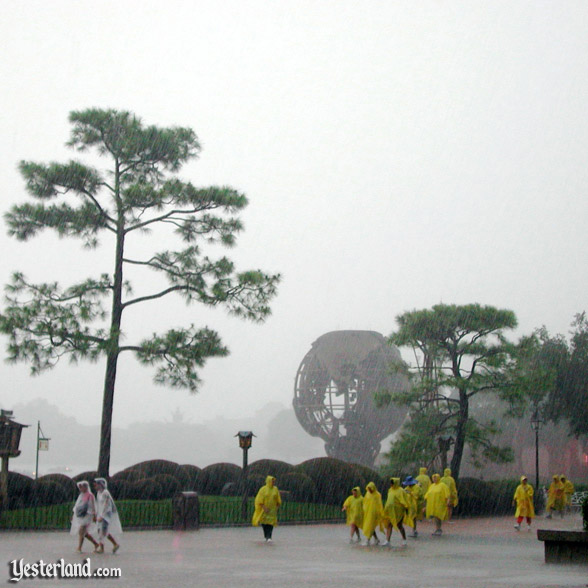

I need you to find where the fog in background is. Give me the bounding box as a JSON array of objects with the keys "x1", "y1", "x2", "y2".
[{"x1": 1, "y1": 2, "x2": 588, "y2": 470}]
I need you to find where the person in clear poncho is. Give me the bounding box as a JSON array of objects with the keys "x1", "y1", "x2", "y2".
[
  {"x1": 545, "y1": 474, "x2": 565, "y2": 518},
  {"x1": 424, "y1": 473, "x2": 451, "y2": 536},
  {"x1": 94, "y1": 478, "x2": 122, "y2": 553},
  {"x1": 70, "y1": 481, "x2": 99, "y2": 553},
  {"x1": 440, "y1": 468, "x2": 459, "y2": 520},
  {"x1": 512, "y1": 475, "x2": 535, "y2": 531},
  {"x1": 342, "y1": 486, "x2": 363, "y2": 543},
  {"x1": 361, "y1": 481, "x2": 384, "y2": 545},
  {"x1": 382, "y1": 477, "x2": 410, "y2": 546},
  {"x1": 252, "y1": 475, "x2": 281, "y2": 542}
]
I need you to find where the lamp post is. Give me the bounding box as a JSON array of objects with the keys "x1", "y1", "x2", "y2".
[
  {"x1": 235, "y1": 431, "x2": 255, "y2": 520},
  {"x1": 530, "y1": 410, "x2": 544, "y2": 491},
  {"x1": 0, "y1": 410, "x2": 28, "y2": 511}
]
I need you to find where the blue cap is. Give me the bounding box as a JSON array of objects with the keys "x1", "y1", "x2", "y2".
[{"x1": 403, "y1": 475, "x2": 417, "y2": 486}]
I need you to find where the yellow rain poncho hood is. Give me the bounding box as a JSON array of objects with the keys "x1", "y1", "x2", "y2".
[
  {"x1": 424, "y1": 474, "x2": 450, "y2": 521},
  {"x1": 362, "y1": 482, "x2": 384, "y2": 537},
  {"x1": 440, "y1": 468, "x2": 458, "y2": 507},
  {"x1": 384, "y1": 478, "x2": 411, "y2": 529},
  {"x1": 342, "y1": 487, "x2": 364, "y2": 527},
  {"x1": 513, "y1": 476, "x2": 535, "y2": 519},
  {"x1": 252, "y1": 475, "x2": 281, "y2": 527}
]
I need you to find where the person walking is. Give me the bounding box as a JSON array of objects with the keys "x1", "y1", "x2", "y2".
[
  {"x1": 545, "y1": 474, "x2": 565, "y2": 518},
  {"x1": 93, "y1": 478, "x2": 122, "y2": 554},
  {"x1": 561, "y1": 475, "x2": 575, "y2": 513},
  {"x1": 424, "y1": 473, "x2": 451, "y2": 536},
  {"x1": 416, "y1": 467, "x2": 431, "y2": 520},
  {"x1": 252, "y1": 475, "x2": 281, "y2": 542},
  {"x1": 512, "y1": 475, "x2": 535, "y2": 531},
  {"x1": 440, "y1": 468, "x2": 459, "y2": 520},
  {"x1": 382, "y1": 477, "x2": 409, "y2": 546},
  {"x1": 70, "y1": 481, "x2": 99, "y2": 553},
  {"x1": 403, "y1": 476, "x2": 423, "y2": 537},
  {"x1": 342, "y1": 486, "x2": 364, "y2": 543},
  {"x1": 361, "y1": 481, "x2": 384, "y2": 546}
]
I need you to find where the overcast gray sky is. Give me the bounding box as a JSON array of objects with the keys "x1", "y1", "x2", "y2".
[{"x1": 2, "y1": 1, "x2": 588, "y2": 431}]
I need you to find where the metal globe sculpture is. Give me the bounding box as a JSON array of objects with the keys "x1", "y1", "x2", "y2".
[{"x1": 293, "y1": 330, "x2": 409, "y2": 467}]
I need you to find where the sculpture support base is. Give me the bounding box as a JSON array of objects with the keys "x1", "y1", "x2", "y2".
[{"x1": 537, "y1": 529, "x2": 588, "y2": 564}]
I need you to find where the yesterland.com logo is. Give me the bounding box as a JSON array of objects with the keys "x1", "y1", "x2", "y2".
[{"x1": 7, "y1": 558, "x2": 122, "y2": 582}]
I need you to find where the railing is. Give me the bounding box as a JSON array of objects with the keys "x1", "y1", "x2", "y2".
[
  {"x1": 0, "y1": 497, "x2": 343, "y2": 531},
  {"x1": 570, "y1": 491, "x2": 588, "y2": 511}
]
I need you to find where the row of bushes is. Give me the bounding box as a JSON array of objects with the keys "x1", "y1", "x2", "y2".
[{"x1": 7, "y1": 458, "x2": 575, "y2": 517}]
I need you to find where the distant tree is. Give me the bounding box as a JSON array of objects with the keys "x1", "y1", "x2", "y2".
[
  {"x1": 382, "y1": 304, "x2": 519, "y2": 479},
  {"x1": 0, "y1": 108, "x2": 280, "y2": 477},
  {"x1": 532, "y1": 313, "x2": 588, "y2": 437}
]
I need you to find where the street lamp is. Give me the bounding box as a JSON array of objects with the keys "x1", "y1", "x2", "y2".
[
  {"x1": 0, "y1": 410, "x2": 28, "y2": 511},
  {"x1": 530, "y1": 410, "x2": 544, "y2": 491},
  {"x1": 235, "y1": 431, "x2": 255, "y2": 520}
]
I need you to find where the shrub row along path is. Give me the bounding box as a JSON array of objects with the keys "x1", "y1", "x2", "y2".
[{"x1": 1, "y1": 515, "x2": 586, "y2": 587}]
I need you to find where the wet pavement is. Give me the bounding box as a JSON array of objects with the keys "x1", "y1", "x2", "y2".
[{"x1": 1, "y1": 514, "x2": 586, "y2": 587}]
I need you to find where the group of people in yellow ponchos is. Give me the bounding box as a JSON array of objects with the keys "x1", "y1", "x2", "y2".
[
  {"x1": 545, "y1": 474, "x2": 575, "y2": 518},
  {"x1": 252, "y1": 468, "x2": 576, "y2": 545},
  {"x1": 341, "y1": 467, "x2": 459, "y2": 545}
]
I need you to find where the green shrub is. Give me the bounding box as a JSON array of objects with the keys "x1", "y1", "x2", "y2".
[
  {"x1": 7, "y1": 472, "x2": 34, "y2": 510},
  {"x1": 244, "y1": 475, "x2": 266, "y2": 497},
  {"x1": 197, "y1": 463, "x2": 241, "y2": 495},
  {"x1": 295, "y1": 457, "x2": 366, "y2": 506},
  {"x1": 179, "y1": 464, "x2": 201, "y2": 490},
  {"x1": 279, "y1": 472, "x2": 316, "y2": 502},
  {"x1": 72, "y1": 471, "x2": 98, "y2": 484},
  {"x1": 123, "y1": 460, "x2": 191, "y2": 489},
  {"x1": 37, "y1": 474, "x2": 77, "y2": 499},
  {"x1": 152, "y1": 474, "x2": 181, "y2": 499},
  {"x1": 247, "y1": 459, "x2": 294, "y2": 478},
  {"x1": 31, "y1": 479, "x2": 68, "y2": 507},
  {"x1": 111, "y1": 469, "x2": 143, "y2": 483},
  {"x1": 126, "y1": 479, "x2": 163, "y2": 501},
  {"x1": 108, "y1": 479, "x2": 131, "y2": 500}
]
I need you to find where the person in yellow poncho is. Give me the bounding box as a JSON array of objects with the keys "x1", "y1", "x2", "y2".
[
  {"x1": 252, "y1": 475, "x2": 281, "y2": 542},
  {"x1": 512, "y1": 475, "x2": 535, "y2": 531},
  {"x1": 545, "y1": 474, "x2": 565, "y2": 519},
  {"x1": 342, "y1": 486, "x2": 364, "y2": 544},
  {"x1": 560, "y1": 475, "x2": 575, "y2": 512},
  {"x1": 416, "y1": 467, "x2": 431, "y2": 519},
  {"x1": 361, "y1": 481, "x2": 384, "y2": 546},
  {"x1": 440, "y1": 468, "x2": 459, "y2": 520},
  {"x1": 382, "y1": 477, "x2": 410, "y2": 547},
  {"x1": 425, "y1": 473, "x2": 451, "y2": 536},
  {"x1": 403, "y1": 475, "x2": 423, "y2": 537}
]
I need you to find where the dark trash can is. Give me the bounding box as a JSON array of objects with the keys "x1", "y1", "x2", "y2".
[{"x1": 173, "y1": 491, "x2": 200, "y2": 531}]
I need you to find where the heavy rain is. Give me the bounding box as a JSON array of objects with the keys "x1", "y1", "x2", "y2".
[{"x1": 0, "y1": 2, "x2": 587, "y2": 586}]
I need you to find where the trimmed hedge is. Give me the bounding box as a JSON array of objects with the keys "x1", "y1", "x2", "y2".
[
  {"x1": 295, "y1": 458, "x2": 372, "y2": 506},
  {"x1": 247, "y1": 459, "x2": 294, "y2": 478},
  {"x1": 197, "y1": 463, "x2": 242, "y2": 495}
]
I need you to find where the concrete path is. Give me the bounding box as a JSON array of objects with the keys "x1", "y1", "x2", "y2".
[{"x1": 1, "y1": 514, "x2": 586, "y2": 587}]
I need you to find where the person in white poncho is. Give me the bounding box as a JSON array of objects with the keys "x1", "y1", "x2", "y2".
[
  {"x1": 70, "y1": 481, "x2": 99, "y2": 553},
  {"x1": 93, "y1": 478, "x2": 122, "y2": 553}
]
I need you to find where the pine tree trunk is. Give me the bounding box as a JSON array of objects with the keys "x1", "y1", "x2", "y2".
[
  {"x1": 97, "y1": 164, "x2": 124, "y2": 478},
  {"x1": 450, "y1": 390, "x2": 469, "y2": 480}
]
